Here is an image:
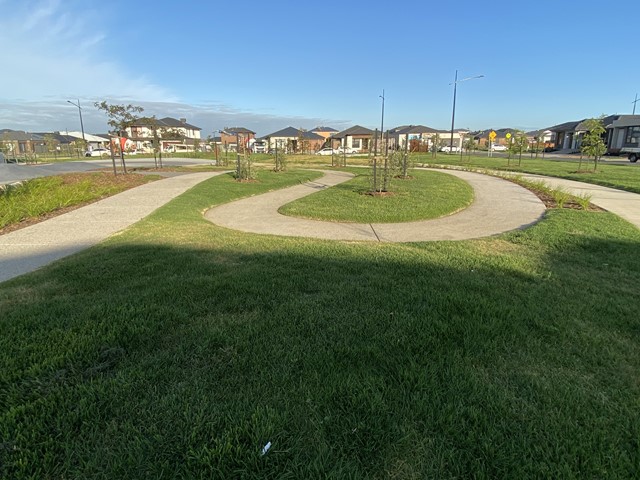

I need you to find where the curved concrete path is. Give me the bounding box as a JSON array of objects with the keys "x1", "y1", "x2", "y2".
[
  {"x1": 0, "y1": 171, "x2": 224, "y2": 283},
  {"x1": 205, "y1": 169, "x2": 547, "y2": 242}
]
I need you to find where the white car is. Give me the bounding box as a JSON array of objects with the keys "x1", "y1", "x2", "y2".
[
  {"x1": 316, "y1": 147, "x2": 337, "y2": 156},
  {"x1": 490, "y1": 144, "x2": 508, "y2": 152},
  {"x1": 84, "y1": 148, "x2": 111, "y2": 157},
  {"x1": 440, "y1": 145, "x2": 460, "y2": 153},
  {"x1": 336, "y1": 146, "x2": 359, "y2": 154}
]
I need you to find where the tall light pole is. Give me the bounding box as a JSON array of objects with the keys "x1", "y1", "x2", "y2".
[
  {"x1": 449, "y1": 71, "x2": 484, "y2": 151},
  {"x1": 66, "y1": 99, "x2": 86, "y2": 143},
  {"x1": 632, "y1": 93, "x2": 639, "y2": 115},
  {"x1": 379, "y1": 89, "x2": 385, "y2": 155}
]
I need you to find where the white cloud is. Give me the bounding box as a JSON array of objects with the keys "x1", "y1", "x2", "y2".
[
  {"x1": 0, "y1": 0, "x2": 175, "y2": 102},
  {"x1": 0, "y1": 99, "x2": 352, "y2": 137},
  {"x1": 0, "y1": 1, "x2": 352, "y2": 135}
]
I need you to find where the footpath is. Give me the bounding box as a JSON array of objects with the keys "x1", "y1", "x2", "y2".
[
  {"x1": 0, "y1": 171, "x2": 223, "y2": 283},
  {"x1": 2, "y1": 167, "x2": 639, "y2": 284},
  {"x1": 205, "y1": 169, "x2": 546, "y2": 242}
]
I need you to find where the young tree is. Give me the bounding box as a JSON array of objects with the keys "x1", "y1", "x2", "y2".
[
  {"x1": 512, "y1": 130, "x2": 528, "y2": 166},
  {"x1": 43, "y1": 134, "x2": 59, "y2": 159},
  {"x1": 94, "y1": 101, "x2": 144, "y2": 174},
  {"x1": 70, "y1": 138, "x2": 87, "y2": 158},
  {"x1": 580, "y1": 117, "x2": 607, "y2": 172},
  {"x1": 431, "y1": 133, "x2": 440, "y2": 159},
  {"x1": 464, "y1": 137, "x2": 476, "y2": 161}
]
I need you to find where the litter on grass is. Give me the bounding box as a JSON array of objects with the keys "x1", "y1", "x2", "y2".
[{"x1": 261, "y1": 441, "x2": 272, "y2": 456}]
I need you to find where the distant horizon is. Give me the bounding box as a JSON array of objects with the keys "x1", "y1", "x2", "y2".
[{"x1": 1, "y1": 111, "x2": 632, "y2": 139}]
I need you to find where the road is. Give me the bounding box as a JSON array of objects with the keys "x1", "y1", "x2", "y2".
[{"x1": 0, "y1": 157, "x2": 217, "y2": 185}]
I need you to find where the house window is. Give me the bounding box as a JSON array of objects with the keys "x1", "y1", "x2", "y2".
[
  {"x1": 625, "y1": 126, "x2": 640, "y2": 145},
  {"x1": 352, "y1": 138, "x2": 361, "y2": 149}
]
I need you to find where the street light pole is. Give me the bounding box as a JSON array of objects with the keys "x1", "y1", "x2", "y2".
[
  {"x1": 66, "y1": 99, "x2": 86, "y2": 143},
  {"x1": 633, "y1": 93, "x2": 638, "y2": 115},
  {"x1": 379, "y1": 89, "x2": 385, "y2": 155},
  {"x1": 449, "y1": 71, "x2": 484, "y2": 151}
]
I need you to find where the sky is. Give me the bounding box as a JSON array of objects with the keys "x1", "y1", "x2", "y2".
[{"x1": 1, "y1": 0, "x2": 639, "y2": 137}]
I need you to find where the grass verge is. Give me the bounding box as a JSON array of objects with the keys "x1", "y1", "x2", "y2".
[
  {"x1": 417, "y1": 153, "x2": 640, "y2": 193},
  {"x1": 0, "y1": 172, "x2": 160, "y2": 233},
  {"x1": 1, "y1": 170, "x2": 639, "y2": 478},
  {"x1": 279, "y1": 169, "x2": 474, "y2": 223}
]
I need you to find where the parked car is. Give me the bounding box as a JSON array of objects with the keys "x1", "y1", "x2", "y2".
[
  {"x1": 252, "y1": 140, "x2": 268, "y2": 154},
  {"x1": 85, "y1": 148, "x2": 111, "y2": 157},
  {"x1": 336, "y1": 146, "x2": 359, "y2": 154},
  {"x1": 315, "y1": 147, "x2": 337, "y2": 156},
  {"x1": 490, "y1": 144, "x2": 508, "y2": 152},
  {"x1": 439, "y1": 145, "x2": 460, "y2": 153}
]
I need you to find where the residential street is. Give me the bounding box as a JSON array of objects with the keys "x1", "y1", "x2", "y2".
[{"x1": 0, "y1": 157, "x2": 216, "y2": 185}]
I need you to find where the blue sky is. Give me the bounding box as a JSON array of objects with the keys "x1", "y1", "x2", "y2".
[{"x1": 1, "y1": 0, "x2": 638, "y2": 136}]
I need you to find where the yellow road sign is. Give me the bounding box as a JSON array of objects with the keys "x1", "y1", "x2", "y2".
[
  {"x1": 489, "y1": 131, "x2": 497, "y2": 140},
  {"x1": 506, "y1": 133, "x2": 512, "y2": 139}
]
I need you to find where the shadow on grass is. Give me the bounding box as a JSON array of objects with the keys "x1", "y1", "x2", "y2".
[{"x1": 0, "y1": 231, "x2": 639, "y2": 478}]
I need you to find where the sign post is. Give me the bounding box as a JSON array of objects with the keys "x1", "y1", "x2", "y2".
[{"x1": 488, "y1": 130, "x2": 497, "y2": 157}]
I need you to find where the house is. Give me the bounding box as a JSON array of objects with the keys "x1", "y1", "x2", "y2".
[
  {"x1": 331, "y1": 125, "x2": 375, "y2": 152},
  {"x1": 220, "y1": 127, "x2": 256, "y2": 153},
  {"x1": 548, "y1": 115, "x2": 621, "y2": 152},
  {"x1": 547, "y1": 120, "x2": 584, "y2": 151},
  {"x1": 387, "y1": 125, "x2": 442, "y2": 151},
  {"x1": 606, "y1": 115, "x2": 640, "y2": 154},
  {"x1": 260, "y1": 127, "x2": 325, "y2": 153},
  {"x1": 525, "y1": 129, "x2": 555, "y2": 149},
  {"x1": 125, "y1": 117, "x2": 202, "y2": 152},
  {"x1": 309, "y1": 127, "x2": 338, "y2": 141},
  {"x1": 62, "y1": 131, "x2": 111, "y2": 149},
  {"x1": 0, "y1": 129, "x2": 43, "y2": 155}
]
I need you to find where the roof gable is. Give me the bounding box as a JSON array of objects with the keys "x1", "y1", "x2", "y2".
[
  {"x1": 158, "y1": 117, "x2": 201, "y2": 130},
  {"x1": 224, "y1": 127, "x2": 255, "y2": 135},
  {"x1": 262, "y1": 127, "x2": 324, "y2": 140},
  {"x1": 333, "y1": 125, "x2": 375, "y2": 138}
]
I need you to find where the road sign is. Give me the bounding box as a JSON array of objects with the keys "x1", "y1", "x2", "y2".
[
  {"x1": 506, "y1": 133, "x2": 512, "y2": 139},
  {"x1": 489, "y1": 131, "x2": 497, "y2": 140}
]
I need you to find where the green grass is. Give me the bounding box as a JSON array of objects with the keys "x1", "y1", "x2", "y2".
[
  {"x1": 418, "y1": 153, "x2": 640, "y2": 193},
  {"x1": 279, "y1": 169, "x2": 474, "y2": 223},
  {"x1": 0, "y1": 172, "x2": 160, "y2": 230},
  {"x1": 1, "y1": 169, "x2": 640, "y2": 478}
]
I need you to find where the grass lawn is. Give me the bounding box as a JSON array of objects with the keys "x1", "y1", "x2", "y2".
[
  {"x1": 279, "y1": 169, "x2": 474, "y2": 223},
  {"x1": 1, "y1": 169, "x2": 639, "y2": 478},
  {"x1": 418, "y1": 153, "x2": 640, "y2": 193},
  {"x1": 0, "y1": 172, "x2": 160, "y2": 233}
]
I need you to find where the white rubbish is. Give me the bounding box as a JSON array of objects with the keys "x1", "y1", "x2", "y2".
[{"x1": 261, "y1": 441, "x2": 272, "y2": 456}]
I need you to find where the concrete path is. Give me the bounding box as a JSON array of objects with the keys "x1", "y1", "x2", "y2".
[
  {"x1": 510, "y1": 173, "x2": 640, "y2": 228},
  {"x1": 0, "y1": 171, "x2": 224, "y2": 283},
  {"x1": 205, "y1": 169, "x2": 547, "y2": 242}
]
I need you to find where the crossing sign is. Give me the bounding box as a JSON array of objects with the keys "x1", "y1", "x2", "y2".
[{"x1": 489, "y1": 131, "x2": 497, "y2": 140}]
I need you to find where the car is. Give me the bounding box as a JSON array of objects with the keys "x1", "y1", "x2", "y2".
[
  {"x1": 315, "y1": 147, "x2": 337, "y2": 156},
  {"x1": 252, "y1": 141, "x2": 268, "y2": 154},
  {"x1": 490, "y1": 144, "x2": 508, "y2": 152},
  {"x1": 439, "y1": 145, "x2": 461, "y2": 153},
  {"x1": 336, "y1": 146, "x2": 359, "y2": 154},
  {"x1": 84, "y1": 148, "x2": 111, "y2": 157}
]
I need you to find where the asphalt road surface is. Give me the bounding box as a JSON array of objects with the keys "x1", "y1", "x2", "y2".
[{"x1": 0, "y1": 157, "x2": 216, "y2": 185}]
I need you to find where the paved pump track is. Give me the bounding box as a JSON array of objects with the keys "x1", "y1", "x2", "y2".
[
  {"x1": 4, "y1": 166, "x2": 640, "y2": 284},
  {"x1": 205, "y1": 168, "x2": 547, "y2": 242}
]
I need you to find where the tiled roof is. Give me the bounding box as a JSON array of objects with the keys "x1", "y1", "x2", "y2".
[
  {"x1": 262, "y1": 127, "x2": 324, "y2": 140},
  {"x1": 332, "y1": 125, "x2": 375, "y2": 138}
]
